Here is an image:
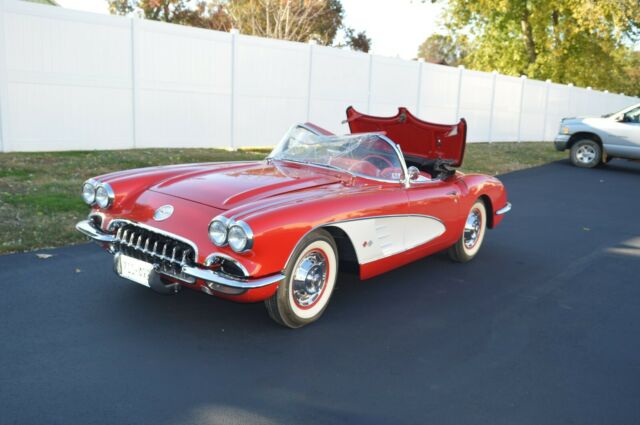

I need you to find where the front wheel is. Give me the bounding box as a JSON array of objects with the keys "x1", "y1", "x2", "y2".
[
  {"x1": 448, "y1": 200, "x2": 487, "y2": 263},
  {"x1": 265, "y1": 229, "x2": 338, "y2": 328},
  {"x1": 570, "y1": 139, "x2": 602, "y2": 168}
]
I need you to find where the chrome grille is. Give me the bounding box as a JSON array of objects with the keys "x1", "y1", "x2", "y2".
[{"x1": 112, "y1": 222, "x2": 196, "y2": 282}]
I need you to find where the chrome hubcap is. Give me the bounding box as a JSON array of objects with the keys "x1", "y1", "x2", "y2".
[
  {"x1": 464, "y1": 208, "x2": 482, "y2": 249},
  {"x1": 576, "y1": 145, "x2": 596, "y2": 163},
  {"x1": 292, "y1": 250, "x2": 328, "y2": 308}
]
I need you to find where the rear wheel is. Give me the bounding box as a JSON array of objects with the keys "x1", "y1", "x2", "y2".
[
  {"x1": 570, "y1": 139, "x2": 602, "y2": 168},
  {"x1": 448, "y1": 200, "x2": 487, "y2": 263},
  {"x1": 265, "y1": 229, "x2": 338, "y2": 328}
]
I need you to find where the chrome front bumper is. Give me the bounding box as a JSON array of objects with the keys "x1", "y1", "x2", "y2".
[
  {"x1": 76, "y1": 219, "x2": 116, "y2": 243},
  {"x1": 76, "y1": 219, "x2": 283, "y2": 290}
]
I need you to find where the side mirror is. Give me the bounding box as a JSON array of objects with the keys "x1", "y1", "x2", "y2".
[
  {"x1": 615, "y1": 115, "x2": 626, "y2": 122},
  {"x1": 407, "y1": 166, "x2": 420, "y2": 181}
]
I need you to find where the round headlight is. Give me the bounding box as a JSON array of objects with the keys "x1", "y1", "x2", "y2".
[
  {"x1": 228, "y1": 222, "x2": 253, "y2": 252},
  {"x1": 208, "y1": 220, "x2": 228, "y2": 246},
  {"x1": 95, "y1": 184, "x2": 113, "y2": 209},
  {"x1": 81, "y1": 182, "x2": 96, "y2": 205}
]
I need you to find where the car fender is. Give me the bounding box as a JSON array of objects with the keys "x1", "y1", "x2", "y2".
[
  {"x1": 458, "y1": 174, "x2": 508, "y2": 229},
  {"x1": 224, "y1": 184, "x2": 411, "y2": 278}
]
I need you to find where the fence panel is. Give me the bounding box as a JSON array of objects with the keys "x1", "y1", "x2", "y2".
[
  {"x1": 491, "y1": 75, "x2": 521, "y2": 142},
  {"x1": 233, "y1": 35, "x2": 310, "y2": 147},
  {"x1": 0, "y1": 0, "x2": 638, "y2": 152},
  {"x1": 368, "y1": 56, "x2": 420, "y2": 117},
  {"x1": 418, "y1": 63, "x2": 459, "y2": 125},
  {"x1": 458, "y1": 69, "x2": 494, "y2": 142},
  {"x1": 308, "y1": 45, "x2": 370, "y2": 135},
  {"x1": 136, "y1": 20, "x2": 232, "y2": 149},
  {"x1": 3, "y1": 0, "x2": 133, "y2": 151},
  {"x1": 520, "y1": 79, "x2": 547, "y2": 142}
]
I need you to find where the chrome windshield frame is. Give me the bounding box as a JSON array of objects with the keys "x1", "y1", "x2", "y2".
[{"x1": 268, "y1": 124, "x2": 408, "y2": 186}]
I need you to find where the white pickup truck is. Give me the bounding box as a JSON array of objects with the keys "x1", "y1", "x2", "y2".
[{"x1": 555, "y1": 103, "x2": 640, "y2": 168}]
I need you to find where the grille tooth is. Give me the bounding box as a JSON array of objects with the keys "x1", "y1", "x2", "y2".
[{"x1": 112, "y1": 223, "x2": 195, "y2": 281}]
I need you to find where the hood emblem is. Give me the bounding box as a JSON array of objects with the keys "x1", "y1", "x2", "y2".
[{"x1": 153, "y1": 205, "x2": 174, "y2": 221}]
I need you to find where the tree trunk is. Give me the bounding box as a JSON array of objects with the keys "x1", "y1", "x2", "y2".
[{"x1": 520, "y1": 3, "x2": 537, "y2": 65}]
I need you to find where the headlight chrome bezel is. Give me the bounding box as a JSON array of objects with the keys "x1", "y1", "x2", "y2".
[
  {"x1": 95, "y1": 183, "x2": 115, "y2": 209},
  {"x1": 227, "y1": 220, "x2": 254, "y2": 253},
  {"x1": 208, "y1": 216, "x2": 230, "y2": 246},
  {"x1": 81, "y1": 180, "x2": 97, "y2": 205}
]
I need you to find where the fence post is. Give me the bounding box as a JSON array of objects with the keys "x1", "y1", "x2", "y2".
[
  {"x1": 516, "y1": 75, "x2": 527, "y2": 142},
  {"x1": 130, "y1": 18, "x2": 140, "y2": 149},
  {"x1": 229, "y1": 28, "x2": 239, "y2": 150},
  {"x1": 306, "y1": 40, "x2": 316, "y2": 122},
  {"x1": 454, "y1": 65, "x2": 464, "y2": 120},
  {"x1": 366, "y1": 53, "x2": 374, "y2": 113},
  {"x1": 0, "y1": 0, "x2": 9, "y2": 152},
  {"x1": 541, "y1": 79, "x2": 551, "y2": 142},
  {"x1": 567, "y1": 83, "x2": 574, "y2": 118},
  {"x1": 487, "y1": 70, "x2": 497, "y2": 143},
  {"x1": 415, "y1": 58, "x2": 424, "y2": 116}
]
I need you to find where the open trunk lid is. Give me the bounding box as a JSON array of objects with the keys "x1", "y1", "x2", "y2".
[{"x1": 345, "y1": 106, "x2": 467, "y2": 167}]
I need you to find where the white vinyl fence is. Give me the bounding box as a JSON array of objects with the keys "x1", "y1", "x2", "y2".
[{"x1": 0, "y1": 0, "x2": 638, "y2": 152}]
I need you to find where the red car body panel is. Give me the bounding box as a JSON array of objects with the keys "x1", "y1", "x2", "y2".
[
  {"x1": 83, "y1": 109, "x2": 509, "y2": 304},
  {"x1": 346, "y1": 106, "x2": 467, "y2": 167}
]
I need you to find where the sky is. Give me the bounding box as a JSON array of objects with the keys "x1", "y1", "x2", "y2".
[{"x1": 54, "y1": 0, "x2": 444, "y2": 59}]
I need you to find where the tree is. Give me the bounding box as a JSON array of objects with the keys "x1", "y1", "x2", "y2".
[
  {"x1": 434, "y1": 0, "x2": 640, "y2": 95},
  {"x1": 225, "y1": 0, "x2": 344, "y2": 45},
  {"x1": 416, "y1": 34, "x2": 468, "y2": 65},
  {"x1": 343, "y1": 27, "x2": 371, "y2": 52},
  {"x1": 108, "y1": 1, "x2": 232, "y2": 30},
  {"x1": 108, "y1": 0, "x2": 367, "y2": 49}
]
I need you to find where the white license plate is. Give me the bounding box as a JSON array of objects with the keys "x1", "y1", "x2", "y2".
[{"x1": 116, "y1": 255, "x2": 153, "y2": 288}]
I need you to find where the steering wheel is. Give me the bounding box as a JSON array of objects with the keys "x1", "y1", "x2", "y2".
[{"x1": 361, "y1": 154, "x2": 394, "y2": 170}]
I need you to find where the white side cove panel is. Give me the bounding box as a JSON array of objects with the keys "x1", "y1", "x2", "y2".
[{"x1": 330, "y1": 215, "x2": 446, "y2": 264}]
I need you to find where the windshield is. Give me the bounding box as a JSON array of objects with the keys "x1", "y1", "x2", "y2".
[
  {"x1": 269, "y1": 126, "x2": 406, "y2": 182},
  {"x1": 602, "y1": 103, "x2": 640, "y2": 118}
]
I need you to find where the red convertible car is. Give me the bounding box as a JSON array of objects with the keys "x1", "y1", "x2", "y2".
[{"x1": 76, "y1": 107, "x2": 511, "y2": 328}]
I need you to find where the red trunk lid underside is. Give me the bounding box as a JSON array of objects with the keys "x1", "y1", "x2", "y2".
[{"x1": 345, "y1": 106, "x2": 467, "y2": 167}]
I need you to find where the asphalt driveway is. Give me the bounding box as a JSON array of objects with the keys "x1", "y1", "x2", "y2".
[{"x1": 1, "y1": 159, "x2": 639, "y2": 425}]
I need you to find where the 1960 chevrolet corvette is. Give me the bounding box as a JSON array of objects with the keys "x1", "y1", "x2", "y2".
[{"x1": 76, "y1": 107, "x2": 511, "y2": 328}]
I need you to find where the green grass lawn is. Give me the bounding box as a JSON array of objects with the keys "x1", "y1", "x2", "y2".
[{"x1": 0, "y1": 143, "x2": 564, "y2": 254}]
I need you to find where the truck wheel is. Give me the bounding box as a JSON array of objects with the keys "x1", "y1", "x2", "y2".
[
  {"x1": 265, "y1": 229, "x2": 338, "y2": 328},
  {"x1": 448, "y1": 200, "x2": 487, "y2": 263},
  {"x1": 570, "y1": 139, "x2": 602, "y2": 168}
]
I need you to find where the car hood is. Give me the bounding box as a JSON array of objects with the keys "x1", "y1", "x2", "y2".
[
  {"x1": 561, "y1": 116, "x2": 611, "y2": 126},
  {"x1": 149, "y1": 161, "x2": 342, "y2": 209},
  {"x1": 561, "y1": 117, "x2": 584, "y2": 125}
]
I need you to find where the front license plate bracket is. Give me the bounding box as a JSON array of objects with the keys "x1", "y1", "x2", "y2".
[{"x1": 113, "y1": 253, "x2": 183, "y2": 295}]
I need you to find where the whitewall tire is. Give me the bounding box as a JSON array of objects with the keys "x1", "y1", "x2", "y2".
[
  {"x1": 448, "y1": 200, "x2": 487, "y2": 263},
  {"x1": 265, "y1": 229, "x2": 338, "y2": 328}
]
